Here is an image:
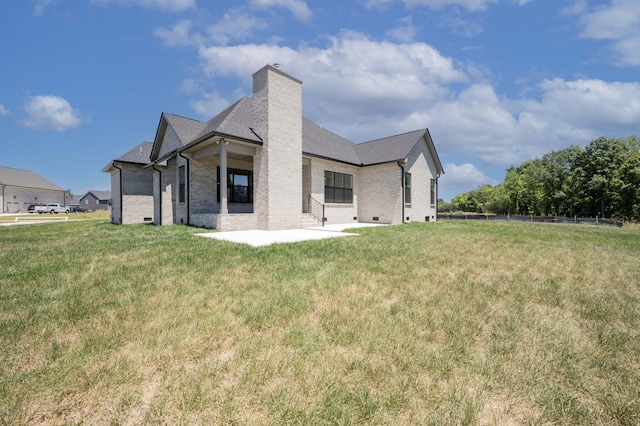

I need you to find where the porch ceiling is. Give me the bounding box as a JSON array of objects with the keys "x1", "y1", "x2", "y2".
[{"x1": 185, "y1": 136, "x2": 257, "y2": 161}]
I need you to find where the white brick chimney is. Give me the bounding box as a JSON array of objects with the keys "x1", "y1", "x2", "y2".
[{"x1": 253, "y1": 65, "x2": 303, "y2": 230}]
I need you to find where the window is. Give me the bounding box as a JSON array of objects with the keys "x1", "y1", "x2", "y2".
[
  {"x1": 404, "y1": 172, "x2": 411, "y2": 204},
  {"x1": 217, "y1": 167, "x2": 253, "y2": 203},
  {"x1": 178, "y1": 165, "x2": 186, "y2": 203},
  {"x1": 324, "y1": 171, "x2": 353, "y2": 203},
  {"x1": 430, "y1": 178, "x2": 436, "y2": 205}
]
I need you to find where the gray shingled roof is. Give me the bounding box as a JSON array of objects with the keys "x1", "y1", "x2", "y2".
[
  {"x1": 174, "y1": 97, "x2": 427, "y2": 167},
  {"x1": 115, "y1": 141, "x2": 153, "y2": 164},
  {"x1": 164, "y1": 113, "x2": 207, "y2": 145},
  {"x1": 0, "y1": 166, "x2": 65, "y2": 191},
  {"x1": 302, "y1": 118, "x2": 361, "y2": 164},
  {"x1": 143, "y1": 96, "x2": 442, "y2": 171},
  {"x1": 192, "y1": 98, "x2": 262, "y2": 144},
  {"x1": 82, "y1": 190, "x2": 111, "y2": 201},
  {"x1": 355, "y1": 129, "x2": 428, "y2": 165}
]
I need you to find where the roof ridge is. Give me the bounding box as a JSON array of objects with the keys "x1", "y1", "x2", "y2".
[
  {"x1": 163, "y1": 112, "x2": 204, "y2": 123},
  {"x1": 359, "y1": 128, "x2": 427, "y2": 145}
]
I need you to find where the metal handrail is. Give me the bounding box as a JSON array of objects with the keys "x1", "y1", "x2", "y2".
[{"x1": 308, "y1": 195, "x2": 325, "y2": 227}]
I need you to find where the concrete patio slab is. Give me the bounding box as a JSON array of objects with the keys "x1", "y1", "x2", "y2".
[{"x1": 195, "y1": 223, "x2": 387, "y2": 247}]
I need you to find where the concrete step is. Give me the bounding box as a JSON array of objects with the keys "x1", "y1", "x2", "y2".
[{"x1": 301, "y1": 213, "x2": 322, "y2": 228}]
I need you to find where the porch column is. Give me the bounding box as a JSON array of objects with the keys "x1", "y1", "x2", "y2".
[{"x1": 220, "y1": 145, "x2": 228, "y2": 214}]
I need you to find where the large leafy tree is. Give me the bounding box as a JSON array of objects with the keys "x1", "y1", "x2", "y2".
[{"x1": 449, "y1": 136, "x2": 640, "y2": 221}]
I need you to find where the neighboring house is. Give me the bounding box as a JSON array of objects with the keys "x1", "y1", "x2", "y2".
[
  {"x1": 0, "y1": 166, "x2": 67, "y2": 213},
  {"x1": 68, "y1": 195, "x2": 82, "y2": 207},
  {"x1": 79, "y1": 190, "x2": 112, "y2": 211},
  {"x1": 102, "y1": 142, "x2": 154, "y2": 224},
  {"x1": 104, "y1": 65, "x2": 444, "y2": 230}
]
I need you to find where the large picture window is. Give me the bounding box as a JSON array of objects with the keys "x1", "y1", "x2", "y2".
[
  {"x1": 217, "y1": 167, "x2": 253, "y2": 203},
  {"x1": 324, "y1": 170, "x2": 353, "y2": 203}
]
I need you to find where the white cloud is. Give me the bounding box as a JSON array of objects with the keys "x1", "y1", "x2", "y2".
[
  {"x1": 90, "y1": 0, "x2": 196, "y2": 12},
  {"x1": 21, "y1": 95, "x2": 84, "y2": 132},
  {"x1": 181, "y1": 29, "x2": 640, "y2": 174},
  {"x1": 196, "y1": 31, "x2": 468, "y2": 138},
  {"x1": 403, "y1": 0, "x2": 498, "y2": 12},
  {"x1": 575, "y1": 0, "x2": 640, "y2": 66},
  {"x1": 386, "y1": 16, "x2": 419, "y2": 42},
  {"x1": 33, "y1": 0, "x2": 55, "y2": 16},
  {"x1": 154, "y1": 19, "x2": 194, "y2": 46},
  {"x1": 441, "y1": 12, "x2": 485, "y2": 37},
  {"x1": 249, "y1": 0, "x2": 312, "y2": 21},
  {"x1": 362, "y1": 0, "x2": 394, "y2": 11},
  {"x1": 206, "y1": 9, "x2": 269, "y2": 45},
  {"x1": 440, "y1": 162, "x2": 497, "y2": 195},
  {"x1": 189, "y1": 91, "x2": 231, "y2": 118},
  {"x1": 0, "y1": 104, "x2": 8, "y2": 116}
]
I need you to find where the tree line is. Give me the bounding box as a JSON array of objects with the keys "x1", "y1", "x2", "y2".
[{"x1": 441, "y1": 136, "x2": 640, "y2": 221}]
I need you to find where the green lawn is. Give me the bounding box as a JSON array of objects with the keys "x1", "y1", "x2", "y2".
[{"x1": 1, "y1": 220, "x2": 639, "y2": 425}]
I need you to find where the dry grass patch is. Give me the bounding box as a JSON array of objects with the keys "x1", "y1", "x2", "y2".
[{"x1": 1, "y1": 220, "x2": 639, "y2": 424}]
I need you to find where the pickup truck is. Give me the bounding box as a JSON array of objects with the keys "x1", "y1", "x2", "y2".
[{"x1": 35, "y1": 203, "x2": 70, "y2": 214}]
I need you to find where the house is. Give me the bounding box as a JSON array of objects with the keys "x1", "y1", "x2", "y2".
[
  {"x1": 0, "y1": 166, "x2": 67, "y2": 213},
  {"x1": 103, "y1": 65, "x2": 444, "y2": 230},
  {"x1": 79, "y1": 190, "x2": 112, "y2": 211},
  {"x1": 102, "y1": 142, "x2": 154, "y2": 224}
]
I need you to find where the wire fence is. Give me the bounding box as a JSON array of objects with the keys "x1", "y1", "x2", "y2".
[{"x1": 438, "y1": 213, "x2": 622, "y2": 227}]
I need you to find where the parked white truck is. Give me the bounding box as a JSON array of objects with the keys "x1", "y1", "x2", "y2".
[{"x1": 35, "y1": 203, "x2": 70, "y2": 214}]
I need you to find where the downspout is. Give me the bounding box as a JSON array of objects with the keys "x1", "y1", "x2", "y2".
[
  {"x1": 152, "y1": 164, "x2": 162, "y2": 226},
  {"x1": 1, "y1": 184, "x2": 5, "y2": 214},
  {"x1": 178, "y1": 151, "x2": 190, "y2": 225},
  {"x1": 112, "y1": 162, "x2": 123, "y2": 224},
  {"x1": 436, "y1": 173, "x2": 440, "y2": 220},
  {"x1": 398, "y1": 160, "x2": 407, "y2": 224}
]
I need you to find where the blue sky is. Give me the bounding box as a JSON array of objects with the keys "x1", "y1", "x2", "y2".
[{"x1": 1, "y1": 0, "x2": 639, "y2": 201}]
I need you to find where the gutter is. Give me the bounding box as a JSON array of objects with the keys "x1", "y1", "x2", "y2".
[
  {"x1": 178, "y1": 151, "x2": 190, "y2": 225},
  {"x1": 112, "y1": 162, "x2": 123, "y2": 224}
]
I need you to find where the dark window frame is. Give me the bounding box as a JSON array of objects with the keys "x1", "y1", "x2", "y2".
[
  {"x1": 430, "y1": 178, "x2": 436, "y2": 205},
  {"x1": 404, "y1": 172, "x2": 412, "y2": 204},
  {"x1": 217, "y1": 167, "x2": 253, "y2": 204},
  {"x1": 178, "y1": 165, "x2": 186, "y2": 203},
  {"x1": 324, "y1": 170, "x2": 353, "y2": 204}
]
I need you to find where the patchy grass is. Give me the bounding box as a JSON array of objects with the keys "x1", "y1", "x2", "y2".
[{"x1": 1, "y1": 220, "x2": 639, "y2": 424}]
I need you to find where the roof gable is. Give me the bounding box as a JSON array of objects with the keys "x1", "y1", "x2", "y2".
[
  {"x1": 355, "y1": 129, "x2": 427, "y2": 166},
  {"x1": 116, "y1": 141, "x2": 153, "y2": 164},
  {"x1": 0, "y1": 166, "x2": 65, "y2": 191},
  {"x1": 81, "y1": 190, "x2": 111, "y2": 201},
  {"x1": 191, "y1": 97, "x2": 262, "y2": 144},
  {"x1": 150, "y1": 113, "x2": 206, "y2": 161}
]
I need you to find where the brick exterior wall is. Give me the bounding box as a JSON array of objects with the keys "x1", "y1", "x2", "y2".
[
  {"x1": 153, "y1": 158, "x2": 177, "y2": 226},
  {"x1": 110, "y1": 170, "x2": 122, "y2": 223},
  {"x1": 308, "y1": 157, "x2": 360, "y2": 224},
  {"x1": 2, "y1": 186, "x2": 66, "y2": 213},
  {"x1": 157, "y1": 123, "x2": 184, "y2": 161},
  {"x1": 190, "y1": 155, "x2": 217, "y2": 214},
  {"x1": 358, "y1": 162, "x2": 403, "y2": 224},
  {"x1": 253, "y1": 65, "x2": 303, "y2": 230},
  {"x1": 403, "y1": 140, "x2": 439, "y2": 222},
  {"x1": 108, "y1": 163, "x2": 153, "y2": 224}
]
